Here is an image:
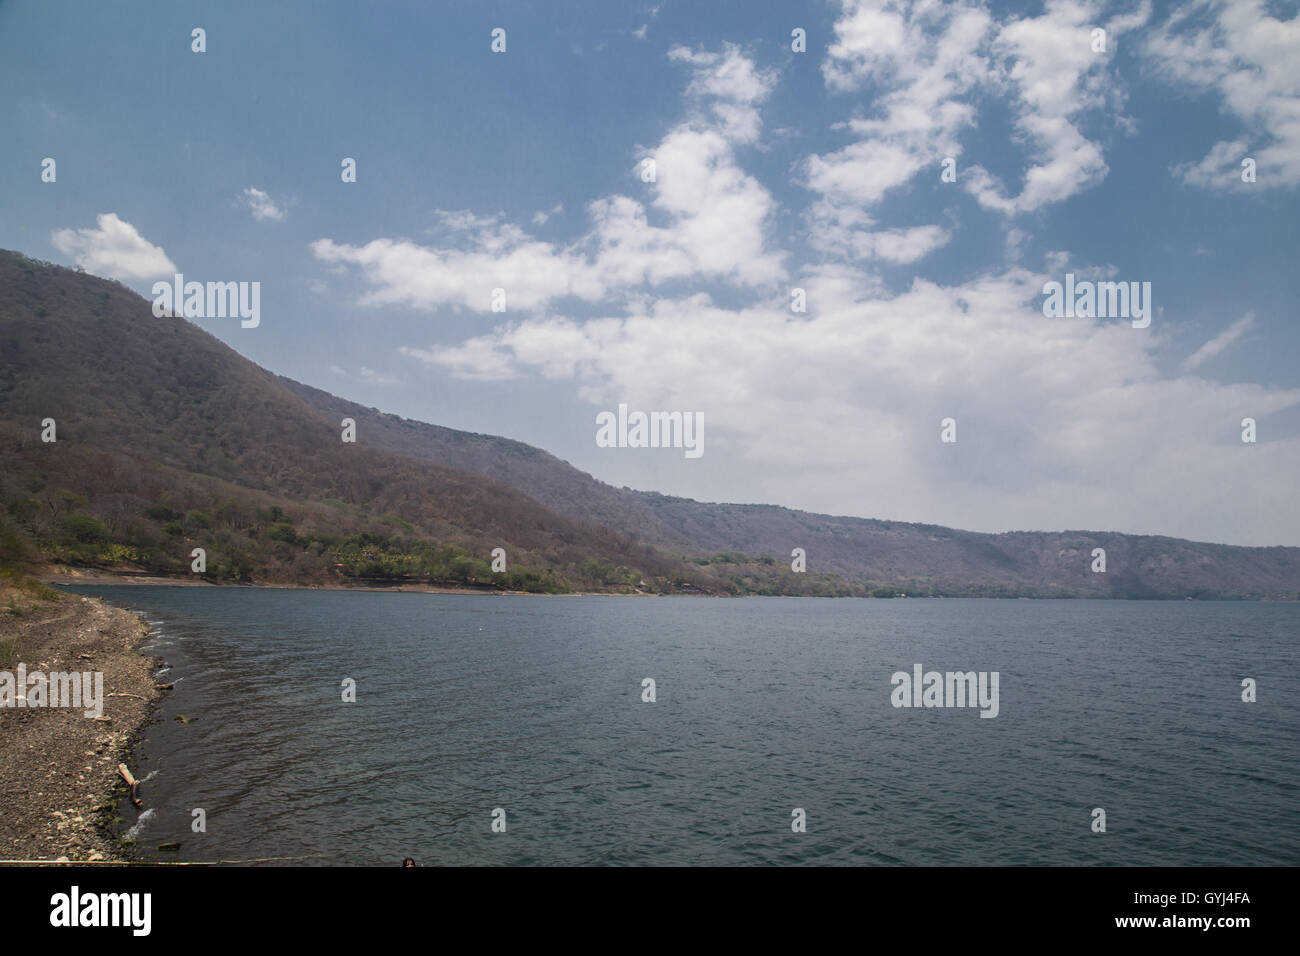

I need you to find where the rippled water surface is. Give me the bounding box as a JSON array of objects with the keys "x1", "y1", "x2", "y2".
[{"x1": 70, "y1": 588, "x2": 1300, "y2": 866}]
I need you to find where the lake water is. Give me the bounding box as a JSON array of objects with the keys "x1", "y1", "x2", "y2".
[{"x1": 69, "y1": 588, "x2": 1300, "y2": 866}]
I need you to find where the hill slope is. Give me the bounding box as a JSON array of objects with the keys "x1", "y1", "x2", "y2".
[
  {"x1": 0, "y1": 252, "x2": 780, "y2": 594},
  {"x1": 281, "y1": 378, "x2": 1300, "y2": 600},
  {"x1": 3, "y1": 250, "x2": 1297, "y2": 598}
]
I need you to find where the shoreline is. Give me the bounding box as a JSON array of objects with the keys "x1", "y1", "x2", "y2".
[
  {"x1": 36, "y1": 568, "x2": 1293, "y2": 602},
  {"x1": 39, "y1": 567, "x2": 655, "y2": 597},
  {"x1": 0, "y1": 582, "x2": 165, "y2": 863}
]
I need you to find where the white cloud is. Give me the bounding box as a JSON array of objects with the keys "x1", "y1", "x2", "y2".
[
  {"x1": 313, "y1": 4, "x2": 1297, "y2": 545},
  {"x1": 313, "y1": 230, "x2": 597, "y2": 313},
  {"x1": 815, "y1": 1, "x2": 991, "y2": 194},
  {"x1": 50, "y1": 213, "x2": 177, "y2": 280},
  {"x1": 403, "y1": 267, "x2": 1300, "y2": 545},
  {"x1": 400, "y1": 338, "x2": 519, "y2": 381},
  {"x1": 804, "y1": 1, "x2": 989, "y2": 261},
  {"x1": 817, "y1": 221, "x2": 953, "y2": 264},
  {"x1": 1044, "y1": 250, "x2": 1072, "y2": 273},
  {"x1": 1004, "y1": 227, "x2": 1030, "y2": 263},
  {"x1": 807, "y1": 0, "x2": 1147, "y2": 226},
  {"x1": 1147, "y1": 0, "x2": 1300, "y2": 187},
  {"x1": 1182, "y1": 312, "x2": 1255, "y2": 371},
  {"x1": 359, "y1": 366, "x2": 399, "y2": 385},
  {"x1": 1171, "y1": 137, "x2": 1251, "y2": 188},
  {"x1": 242, "y1": 187, "x2": 286, "y2": 222},
  {"x1": 531, "y1": 203, "x2": 564, "y2": 226},
  {"x1": 668, "y1": 42, "x2": 777, "y2": 143},
  {"x1": 328, "y1": 364, "x2": 401, "y2": 386},
  {"x1": 314, "y1": 45, "x2": 784, "y2": 312},
  {"x1": 963, "y1": 0, "x2": 1146, "y2": 215}
]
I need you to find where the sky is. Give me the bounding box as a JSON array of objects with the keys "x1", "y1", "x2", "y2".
[{"x1": 2, "y1": 0, "x2": 1298, "y2": 546}]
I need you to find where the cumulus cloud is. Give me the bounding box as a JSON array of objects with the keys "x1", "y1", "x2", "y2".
[
  {"x1": 312, "y1": 44, "x2": 783, "y2": 312},
  {"x1": 804, "y1": 0, "x2": 988, "y2": 259},
  {"x1": 312, "y1": 229, "x2": 598, "y2": 312},
  {"x1": 962, "y1": 0, "x2": 1147, "y2": 215},
  {"x1": 242, "y1": 187, "x2": 286, "y2": 222},
  {"x1": 50, "y1": 213, "x2": 177, "y2": 280},
  {"x1": 399, "y1": 338, "x2": 519, "y2": 381},
  {"x1": 668, "y1": 42, "x2": 777, "y2": 143},
  {"x1": 807, "y1": 0, "x2": 1150, "y2": 227},
  {"x1": 316, "y1": 12, "x2": 1297, "y2": 545},
  {"x1": 1147, "y1": 0, "x2": 1300, "y2": 188},
  {"x1": 823, "y1": 222, "x2": 953, "y2": 264},
  {"x1": 401, "y1": 270, "x2": 1300, "y2": 544}
]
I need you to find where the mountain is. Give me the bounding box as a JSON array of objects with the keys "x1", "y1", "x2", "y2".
[
  {"x1": 2, "y1": 250, "x2": 1297, "y2": 598},
  {"x1": 281, "y1": 378, "x2": 1300, "y2": 600},
  {"x1": 0, "y1": 251, "x2": 845, "y2": 595}
]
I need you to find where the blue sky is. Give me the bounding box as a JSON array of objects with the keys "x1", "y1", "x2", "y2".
[{"x1": 3, "y1": 0, "x2": 1299, "y2": 545}]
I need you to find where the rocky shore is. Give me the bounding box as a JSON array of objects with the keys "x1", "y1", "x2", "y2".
[{"x1": 0, "y1": 578, "x2": 162, "y2": 863}]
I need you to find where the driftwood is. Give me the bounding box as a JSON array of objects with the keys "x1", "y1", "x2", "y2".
[{"x1": 117, "y1": 763, "x2": 143, "y2": 808}]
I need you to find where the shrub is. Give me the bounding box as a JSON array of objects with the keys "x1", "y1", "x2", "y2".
[
  {"x1": 99, "y1": 543, "x2": 144, "y2": 564},
  {"x1": 267, "y1": 522, "x2": 298, "y2": 544},
  {"x1": 62, "y1": 512, "x2": 110, "y2": 544}
]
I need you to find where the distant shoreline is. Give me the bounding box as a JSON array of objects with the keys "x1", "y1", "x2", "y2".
[
  {"x1": 37, "y1": 569, "x2": 1293, "y2": 601},
  {"x1": 39, "y1": 568, "x2": 637, "y2": 597}
]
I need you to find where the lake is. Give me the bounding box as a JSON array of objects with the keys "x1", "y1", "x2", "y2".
[{"x1": 69, "y1": 588, "x2": 1300, "y2": 866}]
